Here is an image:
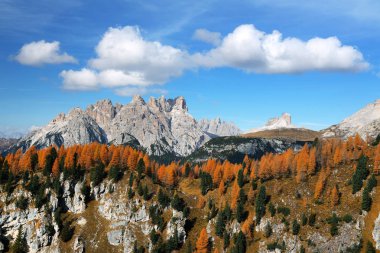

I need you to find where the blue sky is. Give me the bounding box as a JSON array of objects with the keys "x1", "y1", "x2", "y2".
[{"x1": 1, "y1": 0, "x2": 380, "y2": 135}]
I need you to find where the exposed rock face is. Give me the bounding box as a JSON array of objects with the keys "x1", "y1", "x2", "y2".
[
  {"x1": 109, "y1": 95, "x2": 210, "y2": 156},
  {"x1": 246, "y1": 113, "x2": 295, "y2": 134},
  {"x1": 62, "y1": 180, "x2": 86, "y2": 214},
  {"x1": 85, "y1": 99, "x2": 120, "y2": 134},
  {"x1": 13, "y1": 108, "x2": 107, "y2": 152},
  {"x1": 0, "y1": 190, "x2": 59, "y2": 253},
  {"x1": 322, "y1": 99, "x2": 380, "y2": 139},
  {"x1": 187, "y1": 136, "x2": 306, "y2": 163},
  {"x1": 12, "y1": 95, "x2": 216, "y2": 157},
  {"x1": 166, "y1": 210, "x2": 186, "y2": 242},
  {"x1": 198, "y1": 117, "x2": 241, "y2": 137},
  {"x1": 373, "y1": 213, "x2": 380, "y2": 249}
]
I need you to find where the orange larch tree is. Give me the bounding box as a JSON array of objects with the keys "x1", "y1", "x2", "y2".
[
  {"x1": 52, "y1": 159, "x2": 60, "y2": 177},
  {"x1": 374, "y1": 144, "x2": 380, "y2": 175},
  {"x1": 231, "y1": 179, "x2": 240, "y2": 209},
  {"x1": 314, "y1": 169, "x2": 327, "y2": 199},
  {"x1": 331, "y1": 185, "x2": 340, "y2": 206},
  {"x1": 196, "y1": 228, "x2": 209, "y2": 253},
  {"x1": 307, "y1": 147, "x2": 316, "y2": 176}
]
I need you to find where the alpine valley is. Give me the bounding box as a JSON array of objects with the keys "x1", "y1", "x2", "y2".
[{"x1": 0, "y1": 96, "x2": 380, "y2": 253}]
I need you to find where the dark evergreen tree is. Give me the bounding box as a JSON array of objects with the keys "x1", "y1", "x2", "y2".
[
  {"x1": 90, "y1": 164, "x2": 105, "y2": 186},
  {"x1": 308, "y1": 213, "x2": 316, "y2": 226},
  {"x1": 137, "y1": 184, "x2": 144, "y2": 196},
  {"x1": 157, "y1": 189, "x2": 170, "y2": 208},
  {"x1": 143, "y1": 185, "x2": 150, "y2": 200},
  {"x1": 108, "y1": 166, "x2": 123, "y2": 182},
  {"x1": 171, "y1": 194, "x2": 185, "y2": 212},
  {"x1": 236, "y1": 201, "x2": 245, "y2": 223},
  {"x1": 200, "y1": 172, "x2": 213, "y2": 195},
  {"x1": 34, "y1": 187, "x2": 47, "y2": 209},
  {"x1": 28, "y1": 175, "x2": 40, "y2": 196},
  {"x1": 129, "y1": 173, "x2": 134, "y2": 187},
  {"x1": 268, "y1": 203, "x2": 276, "y2": 217},
  {"x1": 301, "y1": 213, "x2": 307, "y2": 226},
  {"x1": 232, "y1": 231, "x2": 246, "y2": 253},
  {"x1": 362, "y1": 187, "x2": 372, "y2": 212},
  {"x1": 44, "y1": 148, "x2": 57, "y2": 175},
  {"x1": 238, "y1": 188, "x2": 247, "y2": 203},
  {"x1": 367, "y1": 174, "x2": 377, "y2": 192},
  {"x1": 223, "y1": 204, "x2": 232, "y2": 222},
  {"x1": 60, "y1": 221, "x2": 74, "y2": 242},
  {"x1": 255, "y1": 186, "x2": 266, "y2": 224},
  {"x1": 223, "y1": 232, "x2": 230, "y2": 249},
  {"x1": 264, "y1": 223, "x2": 272, "y2": 238},
  {"x1": 150, "y1": 229, "x2": 160, "y2": 245},
  {"x1": 237, "y1": 168, "x2": 244, "y2": 188},
  {"x1": 136, "y1": 159, "x2": 145, "y2": 179},
  {"x1": 184, "y1": 164, "x2": 191, "y2": 177},
  {"x1": 215, "y1": 211, "x2": 225, "y2": 237},
  {"x1": 327, "y1": 213, "x2": 339, "y2": 236},
  {"x1": 366, "y1": 241, "x2": 376, "y2": 253},
  {"x1": 11, "y1": 227, "x2": 28, "y2": 253},
  {"x1": 292, "y1": 219, "x2": 300, "y2": 235},
  {"x1": 352, "y1": 155, "x2": 369, "y2": 194},
  {"x1": 128, "y1": 187, "x2": 134, "y2": 199},
  {"x1": 16, "y1": 196, "x2": 28, "y2": 211},
  {"x1": 251, "y1": 180, "x2": 257, "y2": 190}
]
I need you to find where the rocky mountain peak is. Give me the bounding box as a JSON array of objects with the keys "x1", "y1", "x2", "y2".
[
  {"x1": 170, "y1": 96, "x2": 188, "y2": 112},
  {"x1": 322, "y1": 98, "x2": 380, "y2": 139},
  {"x1": 246, "y1": 112, "x2": 295, "y2": 134},
  {"x1": 265, "y1": 113, "x2": 292, "y2": 127},
  {"x1": 131, "y1": 95, "x2": 146, "y2": 105}
]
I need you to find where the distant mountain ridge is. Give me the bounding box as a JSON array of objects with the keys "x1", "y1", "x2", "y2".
[
  {"x1": 198, "y1": 117, "x2": 241, "y2": 136},
  {"x1": 11, "y1": 96, "x2": 240, "y2": 157},
  {"x1": 322, "y1": 99, "x2": 380, "y2": 139},
  {"x1": 245, "y1": 112, "x2": 296, "y2": 134}
]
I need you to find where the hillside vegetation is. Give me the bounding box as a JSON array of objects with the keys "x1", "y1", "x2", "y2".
[{"x1": 0, "y1": 134, "x2": 379, "y2": 252}]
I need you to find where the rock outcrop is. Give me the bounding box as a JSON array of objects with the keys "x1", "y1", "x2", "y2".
[
  {"x1": 373, "y1": 213, "x2": 380, "y2": 249},
  {"x1": 187, "y1": 136, "x2": 306, "y2": 163}
]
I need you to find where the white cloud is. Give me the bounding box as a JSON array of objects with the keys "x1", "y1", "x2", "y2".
[
  {"x1": 89, "y1": 26, "x2": 192, "y2": 84},
  {"x1": 60, "y1": 24, "x2": 369, "y2": 96},
  {"x1": 193, "y1": 24, "x2": 369, "y2": 73},
  {"x1": 115, "y1": 86, "x2": 167, "y2": 97},
  {"x1": 14, "y1": 40, "x2": 77, "y2": 66},
  {"x1": 193, "y1": 28, "x2": 221, "y2": 46},
  {"x1": 60, "y1": 68, "x2": 98, "y2": 90}
]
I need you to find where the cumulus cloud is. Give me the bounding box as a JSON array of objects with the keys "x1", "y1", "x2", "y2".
[
  {"x1": 193, "y1": 28, "x2": 221, "y2": 46},
  {"x1": 193, "y1": 24, "x2": 369, "y2": 73},
  {"x1": 89, "y1": 26, "x2": 191, "y2": 84},
  {"x1": 60, "y1": 24, "x2": 369, "y2": 96},
  {"x1": 60, "y1": 68, "x2": 98, "y2": 90},
  {"x1": 61, "y1": 26, "x2": 191, "y2": 93},
  {"x1": 14, "y1": 40, "x2": 77, "y2": 66}
]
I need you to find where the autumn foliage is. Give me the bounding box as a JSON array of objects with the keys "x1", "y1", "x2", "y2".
[{"x1": 196, "y1": 228, "x2": 209, "y2": 253}]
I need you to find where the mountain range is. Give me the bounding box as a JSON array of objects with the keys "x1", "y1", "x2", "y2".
[
  {"x1": 5, "y1": 97, "x2": 380, "y2": 159},
  {"x1": 11, "y1": 96, "x2": 241, "y2": 157}
]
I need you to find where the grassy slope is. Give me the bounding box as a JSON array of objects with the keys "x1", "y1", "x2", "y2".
[{"x1": 242, "y1": 128, "x2": 320, "y2": 142}]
